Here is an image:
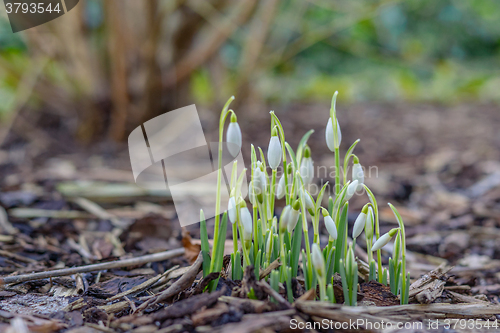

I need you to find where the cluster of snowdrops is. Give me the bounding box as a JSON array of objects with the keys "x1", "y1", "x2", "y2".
[{"x1": 198, "y1": 92, "x2": 409, "y2": 305}]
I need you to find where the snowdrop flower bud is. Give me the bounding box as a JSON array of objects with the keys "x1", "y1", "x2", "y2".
[
  {"x1": 228, "y1": 194, "x2": 236, "y2": 224},
  {"x1": 343, "y1": 180, "x2": 359, "y2": 203},
  {"x1": 322, "y1": 208, "x2": 337, "y2": 240},
  {"x1": 352, "y1": 156, "x2": 364, "y2": 191},
  {"x1": 253, "y1": 167, "x2": 266, "y2": 199},
  {"x1": 365, "y1": 206, "x2": 374, "y2": 239},
  {"x1": 352, "y1": 204, "x2": 369, "y2": 239},
  {"x1": 371, "y1": 228, "x2": 399, "y2": 252},
  {"x1": 299, "y1": 146, "x2": 314, "y2": 186},
  {"x1": 302, "y1": 189, "x2": 315, "y2": 216},
  {"x1": 312, "y1": 243, "x2": 325, "y2": 278},
  {"x1": 279, "y1": 205, "x2": 291, "y2": 233},
  {"x1": 226, "y1": 113, "x2": 242, "y2": 157},
  {"x1": 276, "y1": 173, "x2": 286, "y2": 199},
  {"x1": 248, "y1": 182, "x2": 256, "y2": 205},
  {"x1": 326, "y1": 117, "x2": 342, "y2": 152},
  {"x1": 240, "y1": 206, "x2": 253, "y2": 243},
  {"x1": 287, "y1": 200, "x2": 301, "y2": 233},
  {"x1": 346, "y1": 243, "x2": 355, "y2": 276},
  {"x1": 267, "y1": 127, "x2": 282, "y2": 170}
]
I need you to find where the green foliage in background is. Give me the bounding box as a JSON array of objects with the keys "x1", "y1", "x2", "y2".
[{"x1": 218, "y1": 0, "x2": 500, "y2": 104}]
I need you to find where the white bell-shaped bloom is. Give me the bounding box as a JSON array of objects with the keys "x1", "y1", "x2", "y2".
[
  {"x1": 267, "y1": 131, "x2": 282, "y2": 170},
  {"x1": 226, "y1": 115, "x2": 242, "y2": 157},
  {"x1": 352, "y1": 211, "x2": 367, "y2": 239},
  {"x1": 326, "y1": 117, "x2": 342, "y2": 152},
  {"x1": 228, "y1": 196, "x2": 236, "y2": 224},
  {"x1": 253, "y1": 167, "x2": 266, "y2": 197},
  {"x1": 248, "y1": 182, "x2": 256, "y2": 205},
  {"x1": 240, "y1": 207, "x2": 253, "y2": 242},
  {"x1": 343, "y1": 180, "x2": 359, "y2": 203},
  {"x1": 352, "y1": 157, "x2": 364, "y2": 191},
  {"x1": 371, "y1": 228, "x2": 399, "y2": 251},
  {"x1": 299, "y1": 151, "x2": 314, "y2": 187},
  {"x1": 302, "y1": 189, "x2": 314, "y2": 210},
  {"x1": 311, "y1": 243, "x2": 325, "y2": 277},
  {"x1": 279, "y1": 205, "x2": 291, "y2": 233},
  {"x1": 276, "y1": 174, "x2": 286, "y2": 199},
  {"x1": 365, "y1": 207, "x2": 374, "y2": 239},
  {"x1": 324, "y1": 214, "x2": 337, "y2": 240},
  {"x1": 287, "y1": 201, "x2": 301, "y2": 233}
]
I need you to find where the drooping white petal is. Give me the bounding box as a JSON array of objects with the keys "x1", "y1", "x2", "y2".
[
  {"x1": 287, "y1": 206, "x2": 300, "y2": 233},
  {"x1": 248, "y1": 182, "x2": 256, "y2": 205},
  {"x1": 226, "y1": 122, "x2": 242, "y2": 157},
  {"x1": 343, "y1": 180, "x2": 359, "y2": 203},
  {"x1": 352, "y1": 212, "x2": 367, "y2": 239},
  {"x1": 253, "y1": 167, "x2": 265, "y2": 196},
  {"x1": 240, "y1": 207, "x2": 253, "y2": 242},
  {"x1": 365, "y1": 207, "x2": 374, "y2": 239},
  {"x1": 302, "y1": 189, "x2": 314, "y2": 210},
  {"x1": 299, "y1": 157, "x2": 314, "y2": 186},
  {"x1": 371, "y1": 228, "x2": 398, "y2": 251},
  {"x1": 267, "y1": 136, "x2": 282, "y2": 170},
  {"x1": 326, "y1": 118, "x2": 342, "y2": 152},
  {"x1": 276, "y1": 174, "x2": 286, "y2": 199},
  {"x1": 228, "y1": 197, "x2": 236, "y2": 224},
  {"x1": 324, "y1": 215, "x2": 337, "y2": 240},
  {"x1": 311, "y1": 243, "x2": 325, "y2": 277},
  {"x1": 352, "y1": 163, "x2": 364, "y2": 191},
  {"x1": 279, "y1": 205, "x2": 291, "y2": 233}
]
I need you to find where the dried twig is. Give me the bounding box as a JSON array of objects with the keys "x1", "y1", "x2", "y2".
[
  {"x1": 106, "y1": 265, "x2": 179, "y2": 302},
  {"x1": 0, "y1": 248, "x2": 185, "y2": 285},
  {"x1": 256, "y1": 280, "x2": 292, "y2": 309}
]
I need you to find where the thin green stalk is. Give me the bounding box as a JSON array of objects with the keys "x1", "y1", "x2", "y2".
[
  {"x1": 270, "y1": 169, "x2": 277, "y2": 216},
  {"x1": 334, "y1": 147, "x2": 341, "y2": 196},
  {"x1": 211, "y1": 97, "x2": 234, "y2": 273}
]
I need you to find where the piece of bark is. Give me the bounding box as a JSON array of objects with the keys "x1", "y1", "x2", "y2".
[
  {"x1": 218, "y1": 296, "x2": 271, "y2": 313},
  {"x1": 360, "y1": 281, "x2": 399, "y2": 306}
]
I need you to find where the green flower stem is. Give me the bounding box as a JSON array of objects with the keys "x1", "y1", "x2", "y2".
[
  {"x1": 269, "y1": 112, "x2": 289, "y2": 205},
  {"x1": 334, "y1": 147, "x2": 341, "y2": 196},
  {"x1": 232, "y1": 222, "x2": 238, "y2": 257},
  {"x1": 270, "y1": 169, "x2": 277, "y2": 216},
  {"x1": 211, "y1": 97, "x2": 234, "y2": 273},
  {"x1": 318, "y1": 276, "x2": 327, "y2": 301},
  {"x1": 313, "y1": 212, "x2": 320, "y2": 245},
  {"x1": 253, "y1": 206, "x2": 259, "y2": 260}
]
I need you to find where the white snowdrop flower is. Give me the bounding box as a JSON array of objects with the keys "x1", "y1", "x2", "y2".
[
  {"x1": 325, "y1": 117, "x2": 342, "y2": 152},
  {"x1": 226, "y1": 113, "x2": 242, "y2": 157},
  {"x1": 322, "y1": 208, "x2": 337, "y2": 240},
  {"x1": 311, "y1": 243, "x2": 325, "y2": 278},
  {"x1": 352, "y1": 205, "x2": 369, "y2": 239},
  {"x1": 365, "y1": 206, "x2": 374, "y2": 239},
  {"x1": 302, "y1": 189, "x2": 314, "y2": 210},
  {"x1": 253, "y1": 167, "x2": 266, "y2": 197},
  {"x1": 287, "y1": 200, "x2": 301, "y2": 233},
  {"x1": 228, "y1": 196, "x2": 236, "y2": 224},
  {"x1": 352, "y1": 156, "x2": 364, "y2": 191},
  {"x1": 240, "y1": 206, "x2": 253, "y2": 242},
  {"x1": 279, "y1": 205, "x2": 291, "y2": 233},
  {"x1": 267, "y1": 127, "x2": 282, "y2": 170},
  {"x1": 371, "y1": 228, "x2": 399, "y2": 251},
  {"x1": 299, "y1": 147, "x2": 314, "y2": 186},
  {"x1": 248, "y1": 182, "x2": 256, "y2": 205},
  {"x1": 343, "y1": 180, "x2": 359, "y2": 203},
  {"x1": 276, "y1": 173, "x2": 286, "y2": 199}
]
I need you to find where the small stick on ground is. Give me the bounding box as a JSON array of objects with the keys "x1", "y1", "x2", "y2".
[
  {"x1": 0, "y1": 248, "x2": 185, "y2": 285},
  {"x1": 257, "y1": 280, "x2": 292, "y2": 309}
]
